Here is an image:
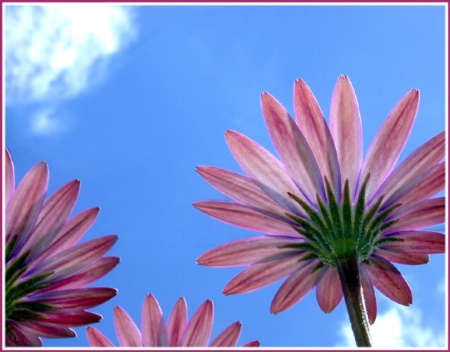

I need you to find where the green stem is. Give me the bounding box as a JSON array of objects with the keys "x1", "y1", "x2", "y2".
[{"x1": 336, "y1": 254, "x2": 372, "y2": 347}]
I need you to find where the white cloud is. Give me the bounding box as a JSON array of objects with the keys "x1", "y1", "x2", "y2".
[
  {"x1": 5, "y1": 4, "x2": 135, "y2": 104},
  {"x1": 30, "y1": 108, "x2": 67, "y2": 136},
  {"x1": 337, "y1": 302, "x2": 446, "y2": 348}
]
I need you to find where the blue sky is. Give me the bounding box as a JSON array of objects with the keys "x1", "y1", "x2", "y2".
[{"x1": 4, "y1": 3, "x2": 447, "y2": 348}]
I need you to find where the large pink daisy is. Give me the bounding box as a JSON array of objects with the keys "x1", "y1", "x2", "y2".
[
  {"x1": 5, "y1": 149, "x2": 119, "y2": 346},
  {"x1": 195, "y1": 75, "x2": 445, "y2": 345},
  {"x1": 87, "y1": 294, "x2": 260, "y2": 347}
]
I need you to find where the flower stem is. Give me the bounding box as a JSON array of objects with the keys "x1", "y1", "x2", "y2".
[{"x1": 336, "y1": 254, "x2": 372, "y2": 347}]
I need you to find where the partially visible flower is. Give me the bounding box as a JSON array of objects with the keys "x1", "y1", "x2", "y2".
[
  {"x1": 5, "y1": 149, "x2": 119, "y2": 346},
  {"x1": 87, "y1": 294, "x2": 260, "y2": 347},
  {"x1": 195, "y1": 75, "x2": 445, "y2": 323}
]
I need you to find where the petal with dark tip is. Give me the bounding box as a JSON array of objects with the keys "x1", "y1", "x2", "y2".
[
  {"x1": 360, "y1": 89, "x2": 420, "y2": 200},
  {"x1": 374, "y1": 131, "x2": 445, "y2": 205},
  {"x1": 364, "y1": 255, "x2": 412, "y2": 306},
  {"x1": 194, "y1": 201, "x2": 300, "y2": 237},
  {"x1": 225, "y1": 130, "x2": 305, "y2": 214},
  {"x1": 114, "y1": 306, "x2": 142, "y2": 347},
  {"x1": 224, "y1": 254, "x2": 306, "y2": 295},
  {"x1": 196, "y1": 166, "x2": 288, "y2": 217},
  {"x1": 180, "y1": 300, "x2": 213, "y2": 347},
  {"x1": 6, "y1": 162, "x2": 48, "y2": 248},
  {"x1": 316, "y1": 267, "x2": 343, "y2": 313},
  {"x1": 242, "y1": 340, "x2": 261, "y2": 347},
  {"x1": 197, "y1": 236, "x2": 303, "y2": 267},
  {"x1": 87, "y1": 326, "x2": 114, "y2": 347},
  {"x1": 294, "y1": 79, "x2": 341, "y2": 197},
  {"x1": 142, "y1": 294, "x2": 168, "y2": 346},
  {"x1": 210, "y1": 321, "x2": 241, "y2": 347},
  {"x1": 261, "y1": 92, "x2": 325, "y2": 202},
  {"x1": 271, "y1": 259, "x2": 322, "y2": 313},
  {"x1": 5, "y1": 148, "x2": 15, "y2": 204},
  {"x1": 388, "y1": 197, "x2": 445, "y2": 231},
  {"x1": 167, "y1": 297, "x2": 188, "y2": 347},
  {"x1": 329, "y1": 75, "x2": 363, "y2": 197}
]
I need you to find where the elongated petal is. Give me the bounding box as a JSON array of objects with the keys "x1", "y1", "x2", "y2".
[
  {"x1": 375, "y1": 249, "x2": 429, "y2": 265},
  {"x1": 7, "y1": 321, "x2": 42, "y2": 347},
  {"x1": 364, "y1": 255, "x2": 412, "y2": 305},
  {"x1": 142, "y1": 294, "x2": 168, "y2": 346},
  {"x1": 316, "y1": 267, "x2": 343, "y2": 313},
  {"x1": 36, "y1": 256, "x2": 120, "y2": 293},
  {"x1": 87, "y1": 326, "x2": 114, "y2": 347},
  {"x1": 33, "y1": 208, "x2": 100, "y2": 263},
  {"x1": 180, "y1": 300, "x2": 213, "y2": 347},
  {"x1": 197, "y1": 236, "x2": 303, "y2": 267},
  {"x1": 374, "y1": 131, "x2": 445, "y2": 205},
  {"x1": 19, "y1": 321, "x2": 75, "y2": 338},
  {"x1": 242, "y1": 340, "x2": 261, "y2": 347},
  {"x1": 224, "y1": 254, "x2": 305, "y2": 295},
  {"x1": 360, "y1": 89, "x2": 420, "y2": 200},
  {"x1": 6, "y1": 162, "x2": 48, "y2": 250},
  {"x1": 5, "y1": 148, "x2": 15, "y2": 204},
  {"x1": 294, "y1": 79, "x2": 341, "y2": 197},
  {"x1": 359, "y1": 267, "x2": 377, "y2": 324},
  {"x1": 194, "y1": 201, "x2": 300, "y2": 237},
  {"x1": 261, "y1": 92, "x2": 324, "y2": 202},
  {"x1": 329, "y1": 75, "x2": 362, "y2": 197},
  {"x1": 210, "y1": 321, "x2": 241, "y2": 347},
  {"x1": 19, "y1": 180, "x2": 80, "y2": 262},
  {"x1": 28, "y1": 287, "x2": 117, "y2": 309},
  {"x1": 167, "y1": 297, "x2": 188, "y2": 347},
  {"x1": 389, "y1": 197, "x2": 445, "y2": 231},
  {"x1": 114, "y1": 306, "x2": 142, "y2": 347},
  {"x1": 37, "y1": 310, "x2": 101, "y2": 326},
  {"x1": 380, "y1": 231, "x2": 445, "y2": 254},
  {"x1": 271, "y1": 259, "x2": 322, "y2": 313},
  {"x1": 196, "y1": 166, "x2": 288, "y2": 217},
  {"x1": 28, "y1": 235, "x2": 118, "y2": 282},
  {"x1": 225, "y1": 130, "x2": 305, "y2": 214}
]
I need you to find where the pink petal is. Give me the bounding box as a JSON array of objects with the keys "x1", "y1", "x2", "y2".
[
  {"x1": 7, "y1": 321, "x2": 42, "y2": 347},
  {"x1": 114, "y1": 306, "x2": 142, "y2": 347},
  {"x1": 364, "y1": 255, "x2": 412, "y2": 305},
  {"x1": 242, "y1": 340, "x2": 261, "y2": 347},
  {"x1": 316, "y1": 267, "x2": 343, "y2": 313},
  {"x1": 360, "y1": 89, "x2": 420, "y2": 200},
  {"x1": 28, "y1": 235, "x2": 118, "y2": 282},
  {"x1": 37, "y1": 310, "x2": 102, "y2": 326},
  {"x1": 388, "y1": 162, "x2": 444, "y2": 210},
  {"x1": 196, "y1": 166, "x2": 289, "y2": 217},
  {"x1": 197, "y1": 236, "x2": 304, "y2": 267},
  {"x1": 18, "y1": 320, "x2": 75, "y2": 338},
  {"x1": 28, "y1": 287, "x2": 117, "y2": 309},
  {"x1": 375, "y1": 249, "x2": 429, "y2": 265},
  {"x1": 86, "y1": 326, "x2": 114, "y2": 347},
  {"x1": 142, "y1": 294, "x2": 168, "y2": 346},
  {"x1": 167, "y1": 297, "x2": 188, "y2": 347},
  {"x1": 6, "y1": 161, "x2": 48, "y2": 251},
  {"x1": 329, "y1": 75, "x2": 363, "y2": 198},
  {"x1": 380, "y1": 231, "x2": 445, "y2": 254},
  {"x1": 261, "y1": 92, "x2": 325, "y2": 202},
  {"x1": 359, "y1": 267, "x2": 377, "y2": 324},
  {"x1": 19, "y1": 179, "x2": 80, "y2": 262},
  {"x1": 36, "y1": 256, "x2": 119, "y2": 293},
  {"x1": 180, "y1": 300, "x2": 213, "y2": 347},
  {"x1": 373, "y1": 131, "x2": 445, "y2": 205},
  {"x1": 224, "y1": 254, "x2": 305, "y2": 295},
  {"x1": 5, "y1": 148, "x2": 15, "y2": 204},
  {"x1": 294, "y1": 79, "x2": 341, "y2": 197},
  {"x1": 33, "y1": 207, "x2": 100, "y2": 263},
  {"x1": 210, "y1": 321, "x2": 241, "y2": 347},
  {"x1": 194, "y1": 201, "x2": 300, "y2": 237},
  {"x1": 271, "y1": 259, "x2": 322, "y2": 313},
  {"x1": 388, "y1": 197, "x2": 445, "y2": 231},
  {"x1": 225, "y1": 130, "x2": 305, "y2": 214}
]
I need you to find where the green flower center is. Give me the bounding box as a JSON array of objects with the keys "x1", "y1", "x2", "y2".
[{"x1": 283, "y1": 176, "x2": 400, "y2": 267}]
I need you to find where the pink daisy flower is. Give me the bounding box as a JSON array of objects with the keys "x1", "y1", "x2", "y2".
[
  {"x1": 5, "y1": 149, "x2": 119, "y2": 346},
  {"x1": 195, "y1": 75, "x2": 445, "y2": 345},
  {"x1": 86, "y1": 294, "x2": 260, "y2": 347}
]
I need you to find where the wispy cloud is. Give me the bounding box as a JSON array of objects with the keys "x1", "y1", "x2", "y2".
[
  {"x1": 337, "y1": 296, "x2": 446, "y2": 348},
  {"x1": 5, "y1": 4, "x2": 135, "y2": 134}
]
